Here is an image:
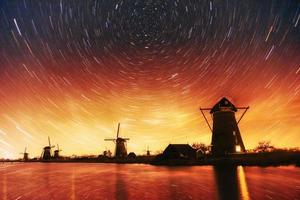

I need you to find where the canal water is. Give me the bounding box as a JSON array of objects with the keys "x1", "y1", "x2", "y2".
[{"x1": 0, "y1": 163, "x2": 299, "y2": 200}]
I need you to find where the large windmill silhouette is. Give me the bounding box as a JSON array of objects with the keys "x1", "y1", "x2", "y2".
[
  {"x1": 200, "y1": 97, "x2": 249, "y2": 156},
  {"x1": 104, "y1": 123, "x2": 129, "y2": 158},
  {"x1": 20, "y1": 147, "x2": 29, "y2": 161},
  {"x1": 41, "y1": 136, "x2": 55, "y2": 160},
  {"x1": 54, "y1": 144, "x2": 62, "y2": 159}
]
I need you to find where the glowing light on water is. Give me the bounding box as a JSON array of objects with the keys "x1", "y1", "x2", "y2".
[{"x1": 238, "y1": 166, "x2": 250, "y2": 200}]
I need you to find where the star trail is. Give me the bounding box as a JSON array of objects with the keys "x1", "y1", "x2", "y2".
[{"x1": 0, "y1": 0, "x2": 299, "y2": 158}]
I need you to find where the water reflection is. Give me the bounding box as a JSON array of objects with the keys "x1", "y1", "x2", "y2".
[
  {"x1": 115, "y1": 165, "x2": 128, "y2": 200},
  {"x1": 214, "y1": 165, "x2": 250, "y2": 200},
  {"x1": 1, "y1": 173, "x2": 7, "y2": 200},
  {"x1": 70, "y1": 169, "x2": 76, "y2": 200},
  {"x1": 238, "y1": 166, "x2": 250, "y2": 200},
  {"x1": 0, "y1": 164, "x2": 299, "y2": 200},
  {"x1": 167, "y1": 168, "x2": 180, "y2": 199}
]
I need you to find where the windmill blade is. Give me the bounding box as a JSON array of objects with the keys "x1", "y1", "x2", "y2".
[
  {"x1": 58, "y1": 144, "x2": 62, "y2": 152},
  {"x1": 123, "y1": 138, "x2": 130, "y2": 140},
  {"x1": 24, "y1": 147, "x2": 27, "y2": 153},
  {"x1": 237, "y1": 106, "x2": 249, "y2": 124},
  {"x1": 114, "y1": 140, "x2": 117, "y2": 157},
  {"x1": 199, "y1": 108, "x2": 212, "y2": 110},
  {"x1": 236, "y1": 107, "x2": 249, "y2": 110},
  {"x1": 116, "y1": 123, "x2": 120, "y2": 138},
  {"x1": 200, "y1": 107, "x2": 213, "y2": 132},
  {"x1": 104, "y1": 138, "x2": 116, "y2": 141},
  {"x1": 48, "y1": 136, "x2": 51, "y2": 146},
  {"x1": 50, "y1": 145, "x2": 55, "y2": 148}
]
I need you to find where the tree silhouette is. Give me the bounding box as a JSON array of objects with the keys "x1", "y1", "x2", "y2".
[
  {"x1": 192, "y1": 143, "x2": 209, "y2": 153},
  {"x1": 254, "y1": 141, "x2": 275, "y2": 152}
]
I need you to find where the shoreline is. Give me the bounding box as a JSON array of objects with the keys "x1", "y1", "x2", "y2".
[{"x1": 2, "y1": 151, "x2": 300, "y2": 167}]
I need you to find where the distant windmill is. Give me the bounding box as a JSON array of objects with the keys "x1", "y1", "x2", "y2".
[
  {"x1": 20, "y1": 147, "x2": 29, "y2": 161},
  {"x1": 54, "y1": 144, "x2": 62, "y2": 159},
  {"x1": 41, "y1": 136, "x2": 55, "y2": 160},
  {"x1": 144, "y1": 146, "x2": 151, "y2": 156},
  {"x1": 104, "y1": 123, "x2": 129, "y2": 158},
  {"x1": 200, "y1": 97, "x2": 249, "y2": 155}
]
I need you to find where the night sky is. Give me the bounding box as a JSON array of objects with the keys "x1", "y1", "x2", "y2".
[{"x1": 0, "y1": 0, "x2": 299, "y2": 158}]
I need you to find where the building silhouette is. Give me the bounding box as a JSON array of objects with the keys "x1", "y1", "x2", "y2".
[{"x1": 200, "y1": 97, "x2": 249, "y2": 156}]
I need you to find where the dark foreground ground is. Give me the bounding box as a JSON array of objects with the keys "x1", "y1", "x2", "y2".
[
  {"x1": 3, "y1": 151, "x2": 300, "y2": 167},
  {"x1": 153, "y1": 151, "x2": 300, "y2": 166}
]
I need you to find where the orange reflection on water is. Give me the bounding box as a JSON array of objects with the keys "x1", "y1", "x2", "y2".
[
  {"x1": 238, "y1": 166, "x2": 250, "y2": 200},
  {"x1": 0, "y1": 163, "x2": 300, "y2": 200},
  {"x1": 1, "y1": 173, "x2": 7, "y2": 200},
  {"x1": 70, "y1": 169, "x2": 75, "y2": 200}
]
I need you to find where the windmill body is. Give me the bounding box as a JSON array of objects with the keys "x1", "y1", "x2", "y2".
[
  {"x1": 42, "y1": 147, "x2": 52, "y2": 159},
  {"x1": 145, "y1": 146, "x2": 151, "y2": 156},
  {"x1": 23, "y1": 152, "x2": 29, "y2": 161},
  {"x1": 20, "y1": 147, "x2": 29, "y2": 161},
  {"x1": 54, "y1": 144, "x2": 62, "y2": 159},
  {"x1": 104, "y1": 123, "x2": 129, "y2": 158},
  {"x1": 200, "y1": 97, "x2": 249, "y2": 156},
  {"x1": 146, "y1": 150, "x2": 151, "y2": 156},
  {"x1": 54, "y1": 150, "x2": 59, "y2": 158},
  {"x1": 42, "y1": 137, "x2": 55, "y2": 160},
  {"x1": 115, "y1": 138, "x2": 128, "y2": 157}
]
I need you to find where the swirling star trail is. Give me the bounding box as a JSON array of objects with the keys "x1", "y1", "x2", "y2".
[{"x1": 0, "y1": 0, "x2": 299, "y2": 158}]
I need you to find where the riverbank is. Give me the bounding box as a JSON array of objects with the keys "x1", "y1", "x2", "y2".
[
  {"x1": 2, "y1": 152, "x2": 300, "y2": 167},
  {"x1": 153, "y1": 151, "x2": 300, "y2": 166}
]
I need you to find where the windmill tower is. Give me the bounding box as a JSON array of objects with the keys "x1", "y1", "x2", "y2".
[
  {"x1": 20, "y1": 147, "x2": 29, "y2": 161},
  {"x1": 54, "y1": 144, "x2": 62, "y2": 159},
  {"x1": 200, "y1": 97, "x2": 249, "y2": 156},
  {"x1": 41, "y1": 136, "x2": 55, "y2": 160},
  {"x1": 145, "y1": 146, "x2": 151, "y2": 156},
  {"x1": 104, "y1": 123, "x2": 129, "y2": 158}
]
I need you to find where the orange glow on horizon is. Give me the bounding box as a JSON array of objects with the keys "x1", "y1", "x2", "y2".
[
  {"x1": 1, "y1": 0, "x2": 299, "y2": 160},
  {"x1": 0, "y1": 67, "x2": 299, "y2": 159}
]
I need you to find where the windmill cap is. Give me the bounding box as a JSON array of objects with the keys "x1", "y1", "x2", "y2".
[{"x1": 210, "y1": 97, "x2": 237, "y2": 113}]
